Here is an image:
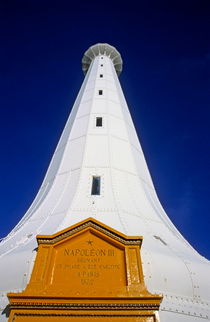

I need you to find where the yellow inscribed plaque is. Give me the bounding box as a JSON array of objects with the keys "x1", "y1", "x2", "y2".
[{"x1": 48, "y1": 230, "x2": 126, "y2": 294}]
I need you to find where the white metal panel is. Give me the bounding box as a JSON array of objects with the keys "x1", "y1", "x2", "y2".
[
  {"x1": 84, "y1": 135, "x2": 110, "y2": 167},
  {"x1": 69, "y1": 115, "x2": 89, "y2": 140},
  {"x1": 91, "y1": 99, "x2": 107, "y2": 114},
  {"x1": 110, "y1": 136, "x2": 137, "y2": 173},
  {"x1": 108, "y1": 100, "x2": 123, "y2": 119},
  {"x1": 51, "y1": 169, "x2": 80, "y2": 215},
  {"x1": 76, "y1": 100, "x2": 92, "y2": 118},
  {"x1": 109, "y1": 115, "x2": 128, "y2": 140},
  {"x1": 59, "y1": 136, "x2": 86, "y2": 171},
  {"x1": 0, "y1": 250, "x2": 35, "y2": 292}
]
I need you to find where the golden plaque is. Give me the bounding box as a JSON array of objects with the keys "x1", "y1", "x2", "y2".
[{"x1": 8, "y1": 218, "x2": 162, "y2": 321}]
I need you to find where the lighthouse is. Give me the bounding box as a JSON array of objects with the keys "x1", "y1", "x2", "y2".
[{"x1": 0, "y1": 43, "x2": 209, "y2": 321}]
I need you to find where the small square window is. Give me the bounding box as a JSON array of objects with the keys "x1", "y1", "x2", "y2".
[
  {"x1": 101, "y1": 57, "x2": 103, "y2": 59},
  {"x1": 96, "y1": 117, "x2": 103, "y2": 127},
  {"x1": 100, "y1": 74, "x2": 103, "y2": 78},
  {"x1": 98, "y1": 90, "x2": 103, "y2": 95},
  {"x1": 91, "y1": 176, "x2": 101, "y2": 195}
]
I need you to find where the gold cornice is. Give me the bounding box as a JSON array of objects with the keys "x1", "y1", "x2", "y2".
[
  {"x1": 10, "y1": 302, "x2": 161, "y2": 310},
  {"x1": 36, "y1": 218, "x2": 143, "y2": 246},
  {"x1": 11, "y1": 313, "x2": 158, "y2": 320}
]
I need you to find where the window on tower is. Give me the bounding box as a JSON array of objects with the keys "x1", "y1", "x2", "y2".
[
  {"x1": 99, "y1": 90, "x2": 103, "y2": 95},
  {"x1": 91, "y1": 176, "x2": 101, "y2": 195},
  {"x1": 101, "y1": 64, "x2": 103, "y2": 67},
  {"x1": 100, "y1": 74, "x2": 103, "y2": 78},
  {"x1": 96, "y1": 117, "x2": 103, "y2": 127}
]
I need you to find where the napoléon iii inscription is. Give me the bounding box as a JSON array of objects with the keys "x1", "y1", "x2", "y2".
[{"x1": 52, "y1": 232, "x2": 125, "y2": 288}]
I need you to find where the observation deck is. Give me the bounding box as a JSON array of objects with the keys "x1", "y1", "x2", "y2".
[{"x1": 82, "y1": 43, "x2": 123, "y2": 76}]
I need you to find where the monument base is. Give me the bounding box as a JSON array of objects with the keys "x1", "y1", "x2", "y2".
[{"x1": 8, "y1": 218, "x2": 162, "y2": 321}]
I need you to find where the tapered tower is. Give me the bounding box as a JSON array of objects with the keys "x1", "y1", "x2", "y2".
[{"x1": 0, "y1": 44, "x2": 209, "y2": 322}]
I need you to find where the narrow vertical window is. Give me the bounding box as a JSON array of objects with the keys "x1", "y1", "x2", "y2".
[
  {"x1": 101, "y1": 64, "x2": 103, "y2": 67},
  {"x1": 96, "y1": 117, "x2": 103, "y2": 127},
  {"x1": 100, "y1": 74, "x2": 103, "y2": 78},
  {"x1": 91, "y1": 176, "x2": 101, "y2": 195},
  {"x1": 99, "y1": 90, "x2": 103, "y2": 95}
]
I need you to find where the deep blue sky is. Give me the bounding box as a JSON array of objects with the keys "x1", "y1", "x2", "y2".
[{"x1": 0, "y1": 1, "x2": 209, "y2": 258}]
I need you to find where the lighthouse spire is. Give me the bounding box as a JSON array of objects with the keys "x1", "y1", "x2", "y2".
[{"x1": 2, "y1": 43, "x2": 180, "y2": 238}]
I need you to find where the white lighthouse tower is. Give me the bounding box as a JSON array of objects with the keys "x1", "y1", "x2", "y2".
[{"x1": 0, "y1": 43, "x2": 209, "y2": 321}]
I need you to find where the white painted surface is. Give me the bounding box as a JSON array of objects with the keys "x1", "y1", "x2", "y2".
[{"x1": 0, "y1": 44, "x2": 209, "y2": 321}]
